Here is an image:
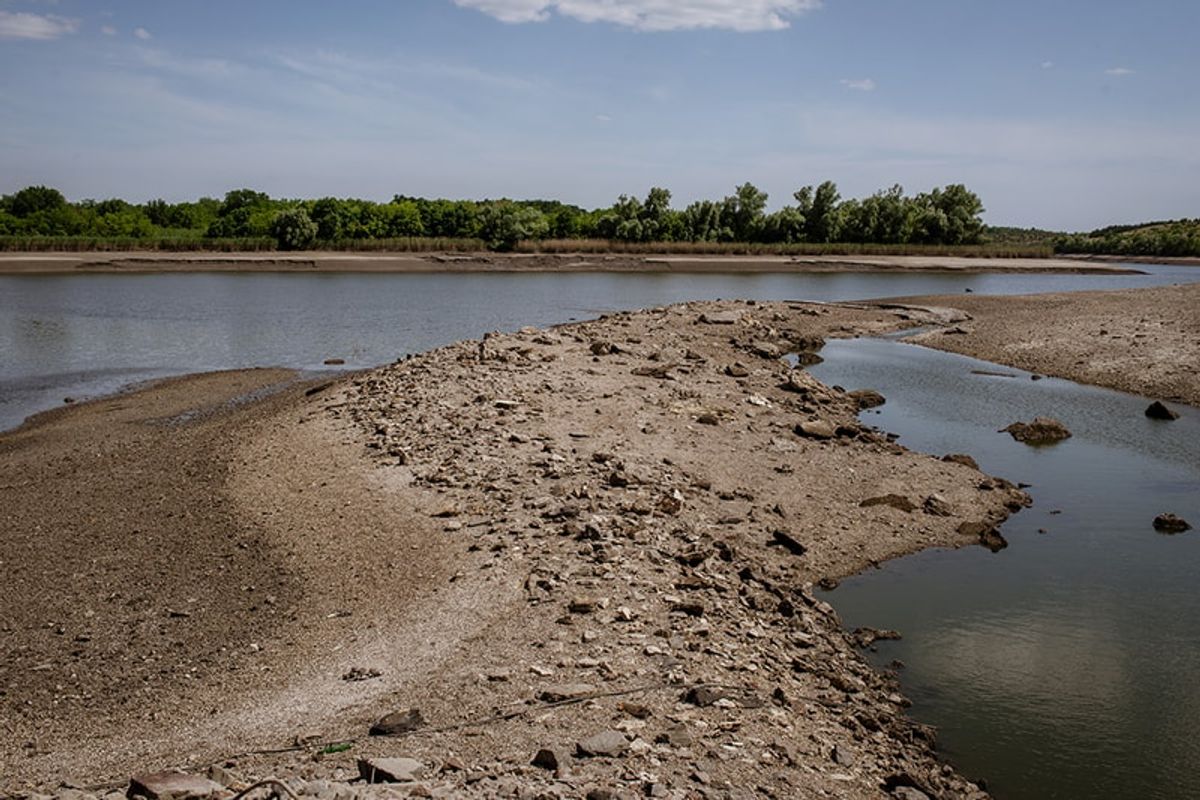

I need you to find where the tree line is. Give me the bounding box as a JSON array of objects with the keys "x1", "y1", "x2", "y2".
[
  {"x1": 1054, "y1": 220, "x2": 1200, "y2": 258},
  {"x1": 0, "y1": 181, "x2": 988, "y2": 251}
]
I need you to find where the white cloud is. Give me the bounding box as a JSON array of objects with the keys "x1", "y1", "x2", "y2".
[
  {"x1": 0, "y1": 11, "x2": 79, "y2": 40},
  {"x1": 101, "y1": 25, "x2": 117, "y2": 36},
  {"x1": 452, "y1": 0, "x2": 822, "y2": 31},
  {"x1": 1105, "y1": 67, "x2": 1134, "y2": 76},
  {"x1": 1040, "y1": 60, "x2": 1055, "y2": 69},
  {"x1": 840, "y1": 78, "x2": 876, "y2": 92},
  {"x1": 134, "y1": 26, "x2": 152, "y2": 40},
  {"x1": 595, "y1": 113, "x2": 612, "y2": 122}
]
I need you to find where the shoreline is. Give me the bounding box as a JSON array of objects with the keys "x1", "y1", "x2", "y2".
[
  {"x1": 883, "y1": 283, "x2": 1200, "y2": 407},
  {"x1": 0, "y1": 250, "x2": 1152, "y2": 275},
  {"x1": 2, "y1": 299, "x2": 1026, "y2": 798}
]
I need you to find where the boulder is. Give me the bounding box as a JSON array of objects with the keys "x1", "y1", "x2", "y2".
[
  {"x1": 1145, "y1": 401, "x2": 1180, "y2": 420},
  {"x1": 795, "y1": 420, "x2": 836, "y2": 440},
  {"x1": 860, "y1": 494, "x2": 917, "y2": 513},
  {"x1": 699, "y1": 311, "x2": 740, "y2": 325},
  {"x1": 538, "y1": 683, "x2": 597, "y2": 702},
  {"x1": 1001, "y1": 417, "x2": 1072, "y2": 445},
  {"x1": 848, "y1": 389, "x2": 886, "y2": 410},
  {"x1": 369, "y1": 708, "x2": 426, "y2": 736},
  {"x1": 1153, "y1": 513, "x2": 1192, "y2": 534},
  {"x1": 942, "y1": 453, "x2": 980, "y2": 470}
]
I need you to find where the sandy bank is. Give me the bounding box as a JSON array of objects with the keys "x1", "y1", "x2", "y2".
[
  {"x1": 887, "y1": 283, "x2": 1200, "y2": 407},
  {"x1": 0, "y1": 251, "x2": 1145, "y2": 275},
  {"x1": 0, "y1": 301, "x2": 1030, "y2": 799}
]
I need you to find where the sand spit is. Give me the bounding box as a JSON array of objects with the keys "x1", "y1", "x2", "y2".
[
  {"x1": 892, "y1": 283, "x2": 1200, "y2": 407},
  {"x1": 0, "y1": 301, "x2": 1032, "y2": 799},
  {"x1": 0, "y1": 251, "x2": 1144, "y2": 275}
]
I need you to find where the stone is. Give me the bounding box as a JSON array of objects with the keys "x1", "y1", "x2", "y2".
[
  {"x1": 1001, "y1": 417, "x2": 1072, "y2": 445},
  {"x1": 1153, "y1": 513, "x2": 1192, "y2": 534},
  {"x1": 656, "y1": 726, "x2": 693, "y2": 747},
  {"x1": 569, "y1": 597, "x2": 599, "y2": 614},
  {"x1": 531, "y1": 748, "x2": 566, "y2": 771},
  {"x1": 860, "y1": 494, "x2": 917, "y2": 513},
  {"x1": 795, "y1": 420, "x2": 836, "y2": 440},
  {"x1": 725, "y1": 363, "x2": 750, "y2": 378},
  {"x1": 1146, "y1": 401, "x2": 1180, "y2": 420},
  {"x1": 780, "y1": 371, "x2": 809, "y2": 394},
  {"x1": 923, "y1": 494, "x2": 953, "y2": 516},
  {"x1": 538, "y1": 683, "x2": 597, "y2": 702},
  {"x1": 576, "y1": 730, "x2": 629, "y2": 758},
  {"x1": 369, "y1": 708, "x2": 426, "y2": 736},
  {"x1": 358, "y1": 757, "x2": 426, "y2": 783},
  {"x1": 892, "y1": 789, "x2": 932, "y2": 800},
  {"x1": 683, "y1": 686, "x2": 729, "y2": 707},
  {"x1": 769, "y1": 529, "x2": 807, "y2": 557},
  {"x1": 696, "y1": 413, "x2": 720, "y2": 426},
  {"x1": 127, "y1": 772, "x2": 225, "y2": 800},
  {"x1": 832, "y1": 745, "x2": 856, "y2": 767},
  {"x1": 942, "y1": 453, "x2": 980, "y2": 470},
  {"x1": 848, "y1": 389, "x2": 886, "y2": 410},
  {"x1": 699, "y1": 311, "x2": 740, "y2": 325},
  {"x1": 852, "y1": 627, "x2": 902, "y2": 648}
]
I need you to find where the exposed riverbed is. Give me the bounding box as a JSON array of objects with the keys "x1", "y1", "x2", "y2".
[{"x1": 811, "y1": 337, "x2": 1200, "y2": 800}]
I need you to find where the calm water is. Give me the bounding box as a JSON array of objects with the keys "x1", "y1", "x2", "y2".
[
  {"x1": 1, "y1": 265, "x2": 1196, "y2": 430},
  {"x1": 810, "y1": 338, "x2": 1200, "y2": 800}
]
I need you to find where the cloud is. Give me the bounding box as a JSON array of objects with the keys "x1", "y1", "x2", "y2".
[
  {"x1": 452, "y1": 0, "x2": 822, "y2": 31},
  {"x1": 134, "y1": 26, "x2": 152, "y2": 40},
  {"x1": 1105, "y1": 67, "x2": 1134, "y2": 76},
  {"x1": 595, "y1": 113, "x2": 612, "y2": 122},
  {"x1": 840, "y1": 78, "x2": 876, "y2": 92},
  {"x1": 101, "y1": 25, "x2": 117, "y2": 36},
  {"x1": 0, "y1": 11, "x2": 80, "y2": 40},
  {"x1": 1041, "y1": 61, "x2": 1055, "y2": 69}
]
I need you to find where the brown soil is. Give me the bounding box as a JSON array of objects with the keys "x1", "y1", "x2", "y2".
[
  {"x1": 0, "y1": 301, "x2": 1029, "y2": 800},
  {"x1": 0, "y1": 252, "x2": 1144, "y2": 275},
  {"x1": 892, "y1": 283, "x2": 1200, "y2": 406}
]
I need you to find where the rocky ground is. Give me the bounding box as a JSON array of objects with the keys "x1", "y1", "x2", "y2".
[
  {"x1": 1, "y1": 300, "x2": 1032, "y2": 800},
  {"x1": 896, "y1": 283, "x2": 1200, "y2": 407}
]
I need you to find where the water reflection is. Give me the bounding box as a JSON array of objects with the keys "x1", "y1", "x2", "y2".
[{"x1": 810, "y1": 338, "x2": 1200, "y2": 800}]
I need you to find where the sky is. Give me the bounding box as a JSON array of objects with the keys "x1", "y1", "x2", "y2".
[{"x1": 1, "y1": 0, "x2": 1197, "y2": 231}]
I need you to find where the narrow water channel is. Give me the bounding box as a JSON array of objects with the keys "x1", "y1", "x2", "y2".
[{"x1": 809, "y1": 338, "x2": 1200, "y2": 800}]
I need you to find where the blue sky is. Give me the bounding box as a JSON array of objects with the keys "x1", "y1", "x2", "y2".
[{"x1": 1, "y1": 0, "x2": 1196, "y2": 230}]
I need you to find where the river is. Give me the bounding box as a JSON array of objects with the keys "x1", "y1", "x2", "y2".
[{"x1": 1, "y1": 264, "x2": 1195, "y2": 431}]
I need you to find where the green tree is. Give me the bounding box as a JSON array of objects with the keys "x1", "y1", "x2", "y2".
[
  {"x1": 270, "y1": 208, "x2": 318, "y2": 250},
  {"x1": 722, "y1": 182, "x2": 768, "y2": 242},
  {"x1": 796, "y1": 181, "x2": 842, "y2": 243},
  {"x1": 477, "y1": 202, "x2": 550, "y2": 250},
  {"x1": 9, "y1": 185, "x2": 67, "y2": 217}
]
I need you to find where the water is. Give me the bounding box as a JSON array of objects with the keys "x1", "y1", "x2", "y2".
[
  {"x1": 1, "y1": 264, "x2": 1195, "y2": 430},
  {"x1": 809, "y1": 338, "x2": 1200, "y2": 800}
]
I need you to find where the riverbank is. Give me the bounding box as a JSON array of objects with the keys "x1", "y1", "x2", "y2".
[
  {"x1": 890, "y1": 283, "x2": 1200, "y2": 407},
  {"x1": 0, "y1": 300, "x2": 1026, "y2": 799},
  {"x1": 0, "y1": 251, "x2": 1147, "y2": 274}
]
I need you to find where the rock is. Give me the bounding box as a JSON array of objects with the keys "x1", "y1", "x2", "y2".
[
  {"x1": 683, "y1": 686, "x2": 729, "y2": 707},
  {"x1": 369, "y1": 707, "x2": 426, "y2": 736},
  {"x1": 1146, "y1": 401, "x2": 1180, "y2": 420},
  {"x1": 576, "y1": 730, "x2": 629, "y2": 758},
  {"x1": 725, "y1": 363, "x2": 750, "y2": 378},
  {"x1": 892, "y1": 789, "x2": 932, "y2": 800},
  {"x1": 531, "y1": 748, "x2": 567, "y2": 771},
  {"x1": 848, "y1": 389, "x2": 886, "y2": 410},
  {"x1": 750, "y1": 340, "x2": 781, "y2": 359},
  {"x1": 923, "y1": 494, "x2": 953, "y2": 516},
  {"x1": 795, "y1": 420, "x2": 836, "y2": 440},
  {"x1": 538, "y1": 683, "x2": 597, "y2": 702},
  {"x1": 617, "y1": 701, "x2": 652, "y2": 718},
  {"x1": 853, "y1": 627, "x2": 902, "y2": 647},
  {"x1": 656, "y1": 725, "x2": 693, "y2": 747},
  {"x1": 769, "y1": 529, "x2": 807, "y2": 557},
  {"x1": 632, "y1": 364, "x2": 676, "y2": 379},
  {"x1": 958, "y1": 521, "x2": 1009, "y2": 552},
  {"x1": 1153, "y1": 513, "x2": 1192, "y2": 534},
  {"x1": 942, "y1": 453, "x2": 980, "y2": 470},
  {"x1": 323, "y1": 358, "x2": 346, "y2": 365},
  {"x1": 780, "y1": 371, "x2": 809, "y2": 394},
  {"x1": 699, "y1": 311, "x2": 740, "y2": 325},
  {"x1": 358, "y1": 757, "x2": 426, "y2": 783},
  {"x1": 568, "y1": 597, "x2": 599, "y2": 614},
  {"x1": 793, "y1": 351, "x2": 824, "y2": 367},
  {"x1": 696, "y1": 413, "x2": 720, "y2": 426},
  {"x1": 832, "y1": 744, "x2": 856, "y2": 767},
  {"x1": 590, "y1": 341, "x2": 614, "y2": 356},
  {"x1": 1001, "y1": 417, "x2": 1072, "y2": 445},
  {"x1": 127, "y1": 772, "x2": 225, "y2": 800},
  {"x1": 860, "y1": 494, "x2": 917, "y2": 513}
]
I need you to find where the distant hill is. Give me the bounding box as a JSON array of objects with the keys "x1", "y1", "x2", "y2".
[
  {"x1": 1056, "y1": 219, "x2": 1200, "y2": 258},
  {"x1": 984, "y1": 225, "x2": 1064, "y2": 247}
]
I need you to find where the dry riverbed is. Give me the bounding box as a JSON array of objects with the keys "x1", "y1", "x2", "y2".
[
  {"x1": 1, "y1": 300, "x2": 1037, "y2": 800},
  {"x1": 894, "y1": 283, "x2": 1200, "y2": 407}
]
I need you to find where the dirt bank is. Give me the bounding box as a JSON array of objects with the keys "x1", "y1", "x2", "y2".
[
  {"x1": 1, "y1": 301, "x2": 1029, "y2": 799},
  {"x1": 889, "y1": 284, "x2": 1200, "y2": 407},
  {"x1": 0, "y1": 251, "x2": 1144, "y2": 275}
]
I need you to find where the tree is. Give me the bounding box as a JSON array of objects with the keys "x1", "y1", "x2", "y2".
[
  {"x1": 796, "y1": 181, "x2": 842, "y2": 243},
  {"x1": 477, "y1": 202, "x2": 549, "y2": 250},
  {"x1": 270, "y1": 208, "x2": 318, "y2": 250},
  {"x1": 9, "y1": 185, "x2": 67, "y2": 217},
  {"x1": 723, "y1": 182, "x2": 768, "y2": 242}
]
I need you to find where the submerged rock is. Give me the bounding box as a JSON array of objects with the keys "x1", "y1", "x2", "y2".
[
  {"x1": 1153, "y1": 513, "x2": 1192, "y2": 534},
  {"x1": 1145, "y1": 401, "x2": 1180, "y2": 421},
  {"x1": 942, "y1": 453, "x2": 981, "y2": 470},
  {"x1": 1001, "y1": 417, "x2": 1072, "y2": 445},
  {"x1": 848, "y1": 389, "x2": 886, "y2": 410}
]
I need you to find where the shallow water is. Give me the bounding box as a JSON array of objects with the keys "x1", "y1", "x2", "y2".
[
  {"x1": 809, "y1": 338, "x2": 1200, "y2": 800},
  {"x1": 1, "y1": 265, "x2": 1196, "y2": 430}
]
